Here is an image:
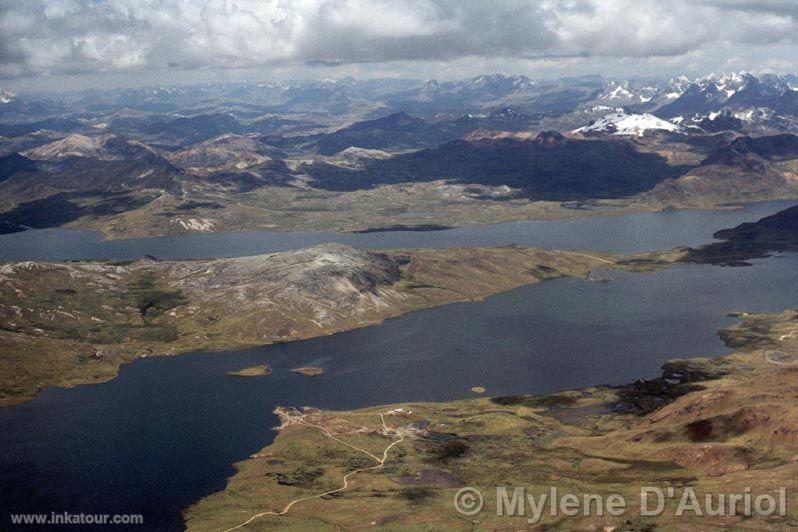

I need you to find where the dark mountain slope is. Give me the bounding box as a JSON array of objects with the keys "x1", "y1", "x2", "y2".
[
  {"x1": 111, "y1": 113, "x2": 245, "y2": 145},
  {"x1": 46, "y1": 151, "x2": 180, "y2": 192},
  {"x1": 684, "y1": 205, "x2": 798, "y2": 264},
  {"x1": 0, "y1": 118, "x2": 83, "y2": 138},
  {"x1": 0, "y1": 192, "x2": 152, "y2": 234},
  {"x1": 10, "y1": 135, "x2": 182, "y2": 193},
  {"x1": 203, "y1": 159, "x2": 295, "y2": 192},
  {"x1": 311, "y1": 112, "x2": 445, "y2": 155},
  {"x1": 703, "y1": 134, "x2": 798, "y2": 164},
  {"x1": 0, "y1": 153, "x2": 37, "y2": 182},
  {"x1": 715, "y1": 204, "x2": 798, "y2": 242},
  {"x1": 262, "y1": 112, "x2": 464, "y2": 155},
  {"x1": 304, "y1": 131, "x2": 686, "y2": 201}
]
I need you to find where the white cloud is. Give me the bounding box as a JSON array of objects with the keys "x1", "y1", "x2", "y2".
[{"x1": 1, "y1": 0, "x2": 797, "y2": 81}]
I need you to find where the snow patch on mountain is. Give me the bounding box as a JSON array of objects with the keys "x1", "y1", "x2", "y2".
[
  {"x1": 0, "y1": 88, "x2": 15, "y2": 104},
  {"x1": 574, "y1": 112, "x2": 684, "y2": 136},
  {"x1": 23, "y1": 134, "x2": 111, "y2": 159},
  {"x1": 733, "y1": 107, "x2": 777, "y2": 123},
  {"x1": 604, "y1": 84, "x2": 633, "y2": 100}
]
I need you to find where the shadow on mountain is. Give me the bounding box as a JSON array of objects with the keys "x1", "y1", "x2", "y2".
[
  {"x1": 683, "y1": 205, "x2": 798, "y2": 265},
  {"x1": 0, "y1": 192, "x2": 152, "y2": 234},
  {"x1": 301, "y1": 131, "x2": 688, "y2": 201}
]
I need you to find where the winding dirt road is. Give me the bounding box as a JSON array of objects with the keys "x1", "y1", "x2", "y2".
[{"x1": 222, "y1": 412, "x2": 403, "y2": 532}]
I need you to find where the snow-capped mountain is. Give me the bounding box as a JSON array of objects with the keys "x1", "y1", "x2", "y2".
[
  {"x1": 657, "y1": 72, "x2": 797, "y2": 119},
  {"x1": 693, "y1": 72, "x2": 751, "y2": 97},
  {"x1": 599, "y1": 81, "x2": 660, "y2": 104},
  {"x1": 669, "y1": 106, "x2": 784, "y2": 132},
  {"x1": 573, "y1": 112, "x2": 684, "y2": 136},
  {"x1": 596, "y1": 78, "x2": 691, "y2": 108},
  {"x1": 0, "y1": 87, "x2": 15, "y2": 104},
  {"x1": 589, "y1": 73, "x2": 798, "y2": 130},
  {"x1": 420, "y1": 74, "x2": 536, "y2": 99}
]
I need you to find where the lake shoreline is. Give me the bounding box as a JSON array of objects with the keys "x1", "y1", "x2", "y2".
[{"x1": 0, "y1": 199, "x2": 794, "y2": 262}]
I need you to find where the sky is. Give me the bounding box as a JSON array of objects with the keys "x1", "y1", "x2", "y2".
[{"x1": 2, "y1": 0, "x2": 798, "y2": 92}]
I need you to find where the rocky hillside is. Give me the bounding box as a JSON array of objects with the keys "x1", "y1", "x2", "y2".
[
  {"x1": 0, "y1": 133, "x2": 183, "y2": 195},
  {"x1": 0, "y1": 244, "x2": 407, "y2": 406},
  {"x1": 164, "y1": 243, "x2": 403, "y2": 336},
  {"x1": 165, "y1": 134, "x2": 273, "y2": 172}
]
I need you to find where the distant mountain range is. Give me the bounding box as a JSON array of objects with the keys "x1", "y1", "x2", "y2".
[
  {"x1": 2, "y1": 72, "x2": 798, "y2": 235},
  {"x1": 655, "y1": 73, "x2": 798, "y2": 123},
  {"x1": 3, "y1": 71, "x2": 796, "y2": 142}
]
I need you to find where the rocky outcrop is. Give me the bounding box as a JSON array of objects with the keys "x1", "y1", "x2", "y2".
[{"x1": 165, "y1": 243, "x2": 402, "y2": 327}]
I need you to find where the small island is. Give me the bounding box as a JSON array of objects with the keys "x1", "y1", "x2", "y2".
[
  {"x1": 227, "y1": 364, "x2": 271, "y2": 377},
  {"x1": 291, "y1": 366, "x2": 324, "y2": 377}
]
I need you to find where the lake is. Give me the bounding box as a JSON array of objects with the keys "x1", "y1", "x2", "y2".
[
  {"x1": 0, "y1": 203, "x2": 797, "y2": 530},
  {"x1": 0, "y1": 200, "x2": 794, "y2": 261},
  {"x1": 1, "y1": 256, "x2": 797, "y2": 530}
]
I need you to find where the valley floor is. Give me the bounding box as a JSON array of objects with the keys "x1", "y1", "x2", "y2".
[
  {"x1": 16, "y1": 181, "x2": 793, "y2": 240},
  {"x1": 50, "y1": 182, "x2": 646, "y2": 239}
]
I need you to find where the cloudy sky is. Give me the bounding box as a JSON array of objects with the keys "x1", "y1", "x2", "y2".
[{"x1": 2, "y1": 0, "x2": 798, "y2": 91}]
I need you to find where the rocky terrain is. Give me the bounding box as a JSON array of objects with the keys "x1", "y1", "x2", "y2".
[{"x1": 164, "y1": 134, "x2": 275, "y2": 173}]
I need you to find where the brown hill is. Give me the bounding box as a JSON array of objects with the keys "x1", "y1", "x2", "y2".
[{"x1": 639, "y1": 134, "x2": 798, "y2": 206}]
